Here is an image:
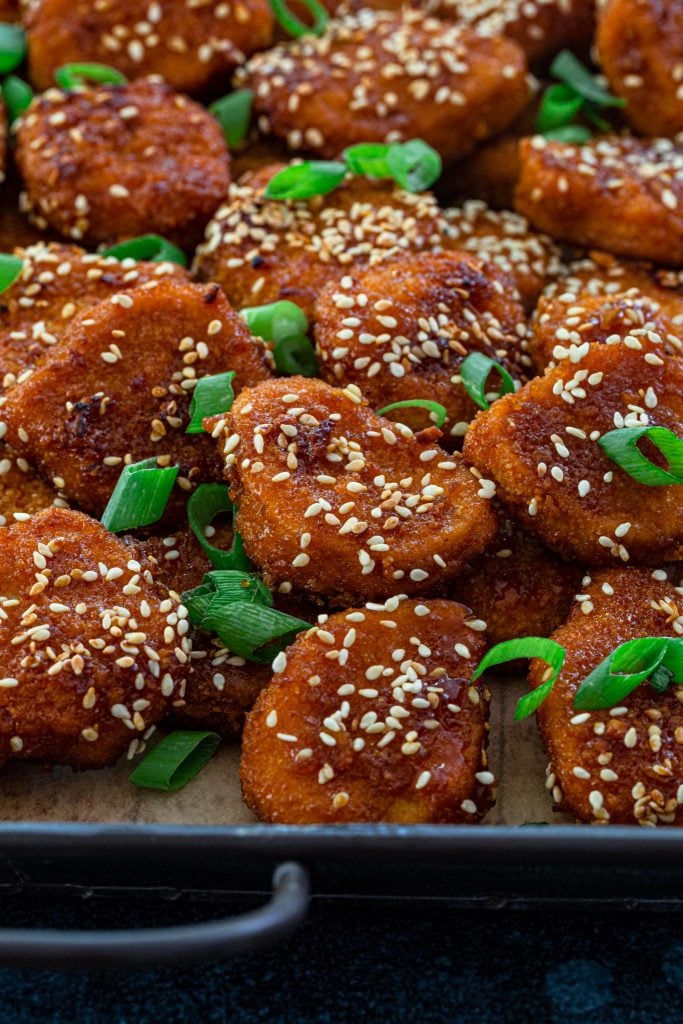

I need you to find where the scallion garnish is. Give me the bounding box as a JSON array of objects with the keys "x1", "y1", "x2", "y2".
[
  {"x1": 54, "y1": 62, "x2": 127, "y2": 90},
  {"x1": 0, "y1": 23, "x2": 26, "y2": 75},
  {"x1": 102, "y1": 234, "x2": 187, "y2": 266},
  {"x1": 472, "y1": 638, "x2": 566, "y2": 721},
  {"x1": 2, "y1": 75, "x2": 33, "y2": 122},
  {"x1": 534, "y1": 49, "x2": 626, "y2": 141},
  {"x1": 377, "y1": 399, "x2": 447, "y2": 429},
  {"x1": 550, "y1": 50, "x2": 626, "y2": 109},
  {"x1": 187, "y1": 484, "x2": 251, "y2": 571},
  {"x1": 264, "y1": 161, "x2": 347, "y2": 201},
  {"x1": 385, "y1": 139, "x2": 442, "y2": 193},
  {"x1": 535, "y1": 83, "x2": 584, "y2": 133},
  {"x1": 542, "y1": 125, "x2": 592, "y2": 144},
  {"x1": 598, "y1": 426, "x2": 683, "y2": 486},
  {"x1": 101, "y1": 458, "x2": 179, "y2": 532},
  {"x1": 343, "y1": 142, "x2": 396, "y2": 178},
  {"x1": 269, "y1": 0, "x2": 329, "y2": 38},
  {"x1": 129, "y1": 730, "x2": 221, "y2": 792},
  {"x1": 209, "y1": 89, "x2": 253, "y2": 149},
  {"x1": 0, "y1": 253, "x2": 23, "y2": 294},
  {"x1": 241, "y1": 300, "x2": 318, "y2": 376},
  {"x1": 186, "y1": 372, "x2": 235, "y2": 435},
  {"x1": 459, "y1": 352, "x2": 516, "y2": 411}
]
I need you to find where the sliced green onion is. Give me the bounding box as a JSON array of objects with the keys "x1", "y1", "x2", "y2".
[
  {"x1": 102, "y1": 234, "x2": 187, "y2": 266},
  {"x1": 55, "y1": 62, "x2": 127, "y2": 90},
  {"x1": 183, "y1": 571, "x2": 272, "y2": 626},
  {"x1": 598, "y1": 426, "x2": 683, "y2": 486},
  {"x1": 472, "y1": 637, "x2": 566, "y2": 721},
  {"x1": 385, "y1": 139, "x2": 442, "y2": 193},
  {"x1": 0, "y1": 24, "x2": 26, "y2": 75},
  {"x1": 2, "y1": 75, "x2": 33, "y2": 122},
  {"x1": 264, "y1": 161, "x2": 347, "y2": 201},
  {"x1": 343, "y1": 142, "x2": 391, "y2": 178},
  {"x1": 273, "y1": 335, "x2": 318, "y2": 376},
  {"x1": 186, "y1": 372, "x2": 235, "y2": 435},
  {"x1": 459, "y1": 352, "x2": 516, "y2": 411},
  {"x1": 129, "y1": 730, "x2": 220, "y2": 792},
  {"x1": 550, "y1": 50, "x2": 626, "y2": 109},
  {"x1": 536, "y1": 83, "x2": 584, "y2": 133},
  {"x1": 209, "y1": 89, "x2": 253, "y2": 149},
  {"x1": 241, "y1": 300, "x2": 318, "y2": 376},
  {"x1": 187, "y1": 483, "x2": 251, "y2": 572},
  {"x1": 101, "y1": 458, "x2": 179, "y2": 532},
  {"x1": 573, "y1": 636, "x2": 683, "y2": 710},
  {"x1": 378, "y1": 399, "x2": 447, "y2": 429},
  {"x1": 542, "y1": 124, "x2": 592, "y2": 144},
  {"x1": 269, "y1": 0, "x2": 328, "y2": 37},
  {"x1": 0, "y1": 253, "x2": 23, "y2": 293},
  {"x1": 582, "y1": 103, "x2": 611, "y2": 132}
]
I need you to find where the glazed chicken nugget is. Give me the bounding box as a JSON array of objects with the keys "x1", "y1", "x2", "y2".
[
  {"x1": 26, "y1": 0, "x2": 274, "y2": 96},
  {"x1": 15, "y1": 80, "x2": 230, "y2": 248},
  {"x1": 241, "y1": 598, "x2": 494, "y2": 824},
  {"x1": 515, "y1": 136, "x2": 683, "y2": 265},
  {"x1": 0, "y1": 444, "x2": 67, "y2": 526},
  {"x1": 597, "y1": 0, "x2": 683, "y2": 138},
  {"x1": 533, "y1": 566, "x2": 683, "y2": 826},
  {"x1": 193, "y1": 167, "x2": 447, "y2": 320},
  {"x1": 0, "y1": 507, "x2": 191, "y2": 769},
  {"x1": 314, "y1": 251, "x2": 529, "y2": 444},
  {"x1": 237, "y1": 9, "x2": 529, "y2": 163},
  {"x1": 464, "y1": 341, "x2": 683, "y2": 566},
  {"x1": 1, "y1": 279, "x2": 272, "y2": 517},
  {"x1": 217, "y1": 377, "x2": 498, "y2": 605},
  {"x1": 0, "y1": 242, "x2": 188, "y2": 390}
]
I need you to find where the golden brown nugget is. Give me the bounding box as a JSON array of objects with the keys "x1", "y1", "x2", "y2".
[
  {"x1": 0, "y1": 444, "x2": 67, "y2": 526},
  {"x1": 217, "y1": 377, "x2": 498, "y2": 605},
  {"x1": 515, "y1": 136, "x2": 683, "y2": 264},
  {"x1": 532, "y1": 566, "x2": 683, "y2": 826},
  {"x1": 237, "y1": 9, "x2": 529, "y2": 162},
  {"x1": 314, "y1": 251, "x2": 529, "y2": 444},
  {"x1": 26, "y1": 0, "x2": 275, "y2": 96},
  {"x1": 15, "y1": 80, "x2": 230, "y2": 248},
  {"x1": 241, "y1": 598, "x2": 494, "y2": 824},
  {"x1": 1, "y1": 279, "x2": 272, "y2": 517},
  {"x1": 463, "y1": 341, "x2": 683, "y2": 566},
  {"x1": 0, "y1": 507, "x2": 191, "y2": 770},
  {"x1": 193, "y1": 167, "x2": 447, "y2": 320},
  {"x1": 597, "y1": 0, "x2": 683, "y2": 138},
  {"x1": 0, "y1": 242, "x2": 188, "y2": 390}
]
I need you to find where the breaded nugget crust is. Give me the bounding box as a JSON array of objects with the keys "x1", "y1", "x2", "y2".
[
  {"x1": 515, "y1": 136, "x2": 683, "y2": 264},
  {"x1": 532, "y1": 566, "x2": 683, "y2": 825},
  {"x1": 193, "y1": 168, "x2": 447, "y2": 319},
  {"x1": 218, "y1": 377, "x2": 498, "y2": 604},
  {"x1": 0, "y1": 445, "x2": 67, "y2": 526},
  {"x1": 1, "y1": 279, "x2": 272, "y2": 516},
  {"x1": 16, "y1": 80, "x2": 230, "y2": 248},
  {"x1": 241, "y1": 598, "x2": 494, "y2": 823},
  {"x1": 237, "y1": 9, "x2": 529, "y2": 162},
  {"x1": 463, "y1": 342, "x2": 683, "y2": 565},
  {"x1": 0, "y1": 507, "x2": 190, "y2": 769},
  {"x1": 26, "y1": 0, "x2": 274, "y2": 95},
  {"x1": 597, "y1": 0, "x2": 683, "y2": 138},
  {"x1": 314, "y1": 251, "x2": 528, "y2": 443}
]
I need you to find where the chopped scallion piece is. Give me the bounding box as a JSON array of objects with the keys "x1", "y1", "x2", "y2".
[
  {"x1": 186, "y1": 372, "x2": 235, "y2": 435},
  {"x1": 187, "y1": 483, "x2": 251, "y2": 572},
  {"x1": 2, "y1": 75, "x2": 33, "y2": 122},
  {"x1": 573, "y1": 636, "x2": 683, "y2": 710},
  {"x1": 101, "y1": 457, "x2": 179, "y2": 532},
  {"x1": 0, "y1": 23, "x2": 26, "y2": 75},
  {"x1": 209, "y1": 89, "x2": 253, "y2": 149},
  {"x1": 536, "y1": 83, "x2": 584, "y2": 133},
  {"x1": 385, "y1": 139, "x2": 442, "y2": 193},
  {"x1": 55, "y1": 62, "x2": 127, "y2": 90},
  {"x1": 102, "y1": 234, "x2": 187, "y2": 266},
  {"x1": 472, "y1": 637, "x2": 566, "y2": 720},
  {"x1": 598, "y1": 426, "x2": 683, "y2": 486},
  {"x1": 269, "y1": 0, "x2": 329, "y2": 37},
  {"x1": 542, "y1": 124, "x2": 592, "y2": 144},
  {"x1": 343, "y1": 142, "x2": 392, "y2": 178},
  {"x1": 264, "y1": 160, "x2": 347, "y2": 201},
  {"x1": 378, "y1": 399, "x2": 447, "y2": 429},
  {"x1": 129, "y1": 730, "x2": 221, "y2": 792},
  {"x1": 0, "y1": 253, "x2": 23, "y2": 294},
  {"x1": 241, "y1": 300, "x2": 317, "y2": 376},
  {"x1": 459, "y1": 352, "x2": 516, "y2": 410},
  {"x1": 550, "y1": 50, "x2": 626, "y2": 109}
]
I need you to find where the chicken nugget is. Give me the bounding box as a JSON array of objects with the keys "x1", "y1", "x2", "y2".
[
  {"x1": 0, "y1": 507, "x2": 190, "y2": 770},
  {"x1": 449, "y1": 136, "x2": 522, "y2": 211},
  {"x1": 15, "y1": 80, "x2": 230, "y2": 249},
  {"x1": 532, "y1": 566, "x2": 683, "y2": 825},
  {"x1": 241, "y1": 597, "x2": 494, "y2": 823},
  {"x1": 26, "y1": 0, "x2": 274, "y2": 96},
  {"x1": 463, "y1": 341, "x2": 683, "y2": 565},
  {"x1": 236, "y1": 9, "x2": 529, "y2": 163},
  {"x1": 597, "y1": 0, "x2": 683, "y2": 138},
  {"x1": 193, "y1": 166, "x2": 446, "y2": 320},
  {"x1": 314, "y1": 251, "x2": 529, "y2": 444},
  {"x1": 0, "y1": 444, "x2": 67, "y2": 526},
  {"x1": 1, "y1": 279, "x2": 272, "y2": 517},
  {"x1": 216, "y1": 376, "x2": 498, "y2": 605},
  {"x1": 515, "y1": 136, "x2": 683, "y2": 264}
]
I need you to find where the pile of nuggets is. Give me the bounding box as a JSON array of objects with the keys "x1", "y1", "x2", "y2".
[{"x1": 0, "y1": 0, "x2": 680, "y2": 828}]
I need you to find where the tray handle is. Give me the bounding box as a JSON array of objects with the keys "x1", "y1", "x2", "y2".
[{"x1": 0, "y1": 861, "x2": 309, "y2": 970}]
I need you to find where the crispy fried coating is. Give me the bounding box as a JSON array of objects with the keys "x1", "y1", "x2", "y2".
[
  {"x1": 515, "y1": 136, "x2": 683, "y2": 264},
  {"x1": 241, "y1": 598, "x2": 494, "y2": 823},
  {"x1": 597, "y1": 0, "x2": 683, "y2": 138},
  {"x1": 314, "y1": 251, "x2": 529, "y2": 444},
  {"x1": 0, "y1": 444, "x2": 67, "y2": 526},
  {"x1": 464, "y1": 341, "x2": 683, "y2": 565},
  {"x1": 15, "y1": 80, "x2": 230, "y2": 248},
  {"x1": 217, "y1": 376, "x2": 498, "y2": 605},
  {"x1": 1, "y1": 279, "x2": 272, "y2": 517},
  {"x1": 532, "y1": 566, "x2": 683, "y2": 826},
  {"x1": 441, "y1": 200, "x2": 565, "y2": 311},
  {"x1": 0, "y1": 242, "x2": 188, "y2": 390},
  {"x1": 193, "y1": 166, "x2": 447, "y2": 320},
  {"x1": 236, "y1": 9, "x2": 529, "y2": 162},
  {"x1": 452, "y1": 511, "x2": 581, "y2": 646},
  {"x1": 0, "y1": 507, "x2": 190, "y2": 770},
  {"x1": 26, "y1": 0, "x2": 274, "y2": 96}
]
